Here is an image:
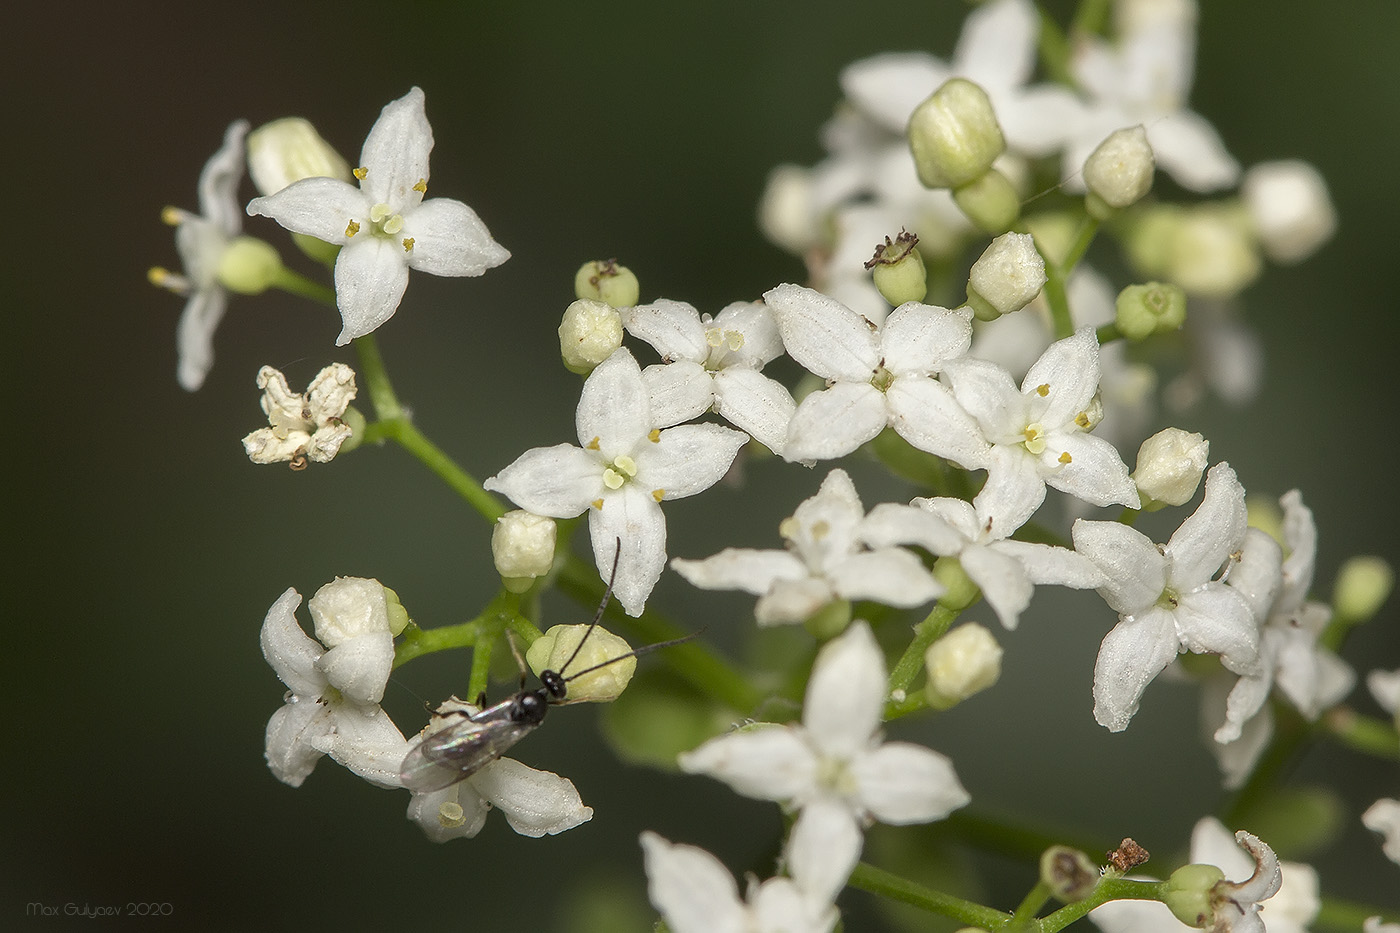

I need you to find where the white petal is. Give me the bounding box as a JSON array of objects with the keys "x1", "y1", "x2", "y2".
[
  {"x1": 575, "y1": 348, "x2": 650, "y2": 456},
  {"x1": 1072, "y1": 519, "x2": 1166, "y2": 616},
  {"x1": 471, "y1": 757, "x2": 593, "y2": 836},
  {"x1": 678, "y1": 726, "x2": 818, "y2": 802},
  {"x1": 402, "y1": 198, "x2": 510, "y2": 276},
  {"x1": 885, "y1": 377, "x2": 991, "y2": 469},
  {"x1": 860, "y1": 503, "x2": 963, "y2": 555},
  {"x1": 851, "y1": 742, "x2": 969, "y2": 824},
  {"x1": 840, "y1": 52, "x2": 946, "y2": 134},
  {"x1": 804, "y1": 621, "x2": 885, "y2": 758},
  {"x1": 1212, "y1": 701, "x2": 1274, "y2": 791},
  {"x1": 637, "y1": 423, "x2": 748, "y2": 499},
  {"x1": 359, "y1": 87, "x2": 432, "y2": 210},
  {"x1": 998, "y1": 85, "x2": 1084, "y2": 157},
  {"x1": 200, "y1": 120, "x2": 250, "y2": 236},
  {"x1": 1175, "y1": 586, "x2": 1260, "y2": 675},
  {"x1": 1229, "y1": 528, "x2": 1284, "y2": 622},
  {"x1": 246, "y1": 175, "x2": 367, "y2": 244},
  {"x1": 1023, "y1": 327, "x2": 1100, "y2": 427},
  {"x1": 1278, "y1": 489, "x2": 1318, "y2": 608},
  {"x1": 756, "y1": 578, "x2": 837, "y2": 625},
  {"x1": 1147, "y1": 111, "x2": 1240, "y2": 193},
  {"x1": 880, "y1": 303, "x2": 972, "y2": 375},
  {"x1": 175, "y1": 285, "x2": 227, "y2": 392},
  {"x1": 714, "y1": 300, "x2": 784, "y2": 367},
  {"x1": 623, "y1": 299, "x2": 708, "y2": 362},
  {"x1": 787, "y1": 796, "x2": 863, "y2": 906},
  {"x1": 942, "y1": 358, "x2": 1027, "y2": 438},
  {"x1": 955, "y1": 0, "x2": 1037, "y2": 89},
  {"x1": 484, "y1": 443, "x2": 603, "y2": 517},
  {"x1": 994, "y1": 539, "x2": 1107, "y2": 589},
  {"x1": 322, "y1": 703, "x2": 409, "y2": 788},
  {"x1": 1368, "y1": 668, "x2": 1400, "y2": 714},
  {"x1": 712, "y1": 368, "x2": 796, "y2": 456},
  {"x1": 784, "y1": 383, "x2": 887, "y2": 462},
  {"x1": 589, "y1": 484, "x2": 667, "y2": 616},
  {"x1": 671, "y1": 548, "x2": 808, "y2": 596},
  {"x1": 827, "y1": 549, "x2": 942, "y2": 608},
  {"x1": 1042, "y1": 433, "x2": 1139, "y2": 509},
  {"x1": 315, "y1": 632, "x2": 394, "y2": 705},
  {"x1": 643, "y1": 361, "x2": 714, "y2": 428},
  {"x1": 640, "y1": 833, "x2": 748, "y2": 933},
  {"x1": 974, "y1": 445, "x2": 1046, "y2": 538},
  {"x1": 960, "y1": 544, "x2": 1033, "y2": 630},
  {"x1": 764, "y1": 283, "x2": 880, "y2": 382},
  {"x1": 333, "y1": 237, "x2": 411, "y2": 345},
  {"x1": 264, "y1": 700, "x2": 331, "y2": 788},
  {"x1": 1215, "y1": 669, "x2": 1271, "y2": 745},
  {"x1": 1166, "y1": 463, "x2": 1248, "y2": 588},
  {"x1": 1362, "y1": 799, "x2": 1400, "y2": 865},
  {"x1": 1093, "y1": 609, "x2": 1181, "y2": 731},
  {"x1": 260, "y1": 587, "x2": 324, "y2": 696},
  {"x1": 1088, "y1": 896, "x2": 1178, "y2": 933},
  {"x1": 407, "y1": 781, "x2": 490, "y2": 842}
]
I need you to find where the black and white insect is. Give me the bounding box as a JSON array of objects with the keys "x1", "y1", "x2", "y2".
[{"x1": 399, "y1": 541, "x2": 693, "y2": 794}]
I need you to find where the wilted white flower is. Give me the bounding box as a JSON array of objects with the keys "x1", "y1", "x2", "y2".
[{"x1": 242, "y1": 364, "x2": 357, "y2": 467}]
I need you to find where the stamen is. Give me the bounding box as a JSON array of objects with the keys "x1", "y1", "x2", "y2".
[
  {"x1": 1035, "y1": 383, "x2": 1050, "y2": 397},
  {"x1": 345, "y1": 220, "x2": 361, "y2": 237},
  {"x1": 591, "y1": 498, "x2": 605, "y2": 511},
  {"x1": 648, "y1": 429, "x2": 661, "y2": 443},
  {"x1": 353, "y1": 167, "x2": 368, "y2": 180},
  {"x1": 402, "y1": 237, "x2": 415, "y2": 252},
  {"x1": 586, "y1": 436, "x2": 601, "y2": 450},
  {"x1": 651, "y1": 488, "x2": 665, "y2": 502},
  {"x1": 412, "y1": 178, "x2": 427, "y2": 193}
]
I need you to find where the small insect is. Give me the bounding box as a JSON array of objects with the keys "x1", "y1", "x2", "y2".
[{"x1": 399, "y1": 540, "x2": 693, "y2": 793}]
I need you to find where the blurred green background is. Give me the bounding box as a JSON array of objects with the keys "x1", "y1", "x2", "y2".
[{"x1": 8, "y1": 0, "x2": 1399, "y2": 928}]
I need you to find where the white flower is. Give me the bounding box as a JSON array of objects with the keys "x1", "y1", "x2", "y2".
[
  {"x1": 1066, "y1": 0, "x2": 1239, "y2": 192},
  {"x1": 764, "y1": 283, "x2": 984, "y2": 465},
  {"x1": 671, "y1": 469, "x2": 946, "y2": 626},
  {"x1": 903, "y1": 496, "x2": 1106, "y2": 630},
  {"x1": 620, "y1": 299, "x2": 796, "y2": 455},
  {"x1": 679, "y1": 621, "x2": 969, "y2": 885},
  {"x1": 943, "y1": 327, "x2": 1140, "y2": 537},
  {"x1": 242, "y1": 364, "x2": 357, "y2": 467},
  {"x1": 1242, "y1": 160, "x2": 1337, "y2": 264},
  {"x1": 404, "y1": 698, "x2": 592, "y2": 842},
  {"x1": 246, "y1": 88, "x2": 509, "y2": 345},
  {"x1": 1363, "y1": 798, "x2": 1400, "y2": 866},
  {"x1": 641, "y1": 828, "x2": 840, "y2": 933},
  {"x1": 484, "y1": 348, "x2": 747, "y2": 616},
  {"x1": 1073, "y1": 463, "x2": 1259, "y2": 732},
  {"x1": 1092, "y1": 817, "x2": 1312, "y2": 933},
  {"x1": 1366, "y1": 919, "x2": 1400, "y2": 933},
  {"x1": 260, "y1": 583, "x2": 406, "y2": 788},
  {"x1": 151, "y1": 120, "x2": 249, "y2": 391}
]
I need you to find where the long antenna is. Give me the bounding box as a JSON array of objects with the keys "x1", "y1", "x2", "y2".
[
  {"x1": 557, "y1": 537, "x2": 622, "y2": 677},
  {"x1": 561, "y1": 629, "x2": 704, "y2": 684}
]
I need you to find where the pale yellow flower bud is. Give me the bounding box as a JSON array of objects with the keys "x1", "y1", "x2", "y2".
[
  {"x1": 246, "y1": 117, "x2": 352, "y2": 195},
  {"x1": 924, "y1": 623, "x2": 1003, "y2": 709},
  {"x1": 527, "y1": 624, "x2": 635, "y2": 702},
  {"x1": 1083, "y1": 125, "x2": 1155, "y2": 217},
  {"x1": 1132, "y1": 428, "x2": 1208, "y2": 508},
  {"x1": 559, "y1": 299, "x2": 624, "y2": 374},
  {"x1": 908, "y1": 78, "x2": 1005, "y2": 189},
  {"x1": 966, "y1": 232, "x2": 1046, "y2": 321},
  {"x1": 492, "y1": 510, "x2": 557, "y2": 592}
]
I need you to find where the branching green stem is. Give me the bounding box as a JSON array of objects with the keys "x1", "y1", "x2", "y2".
[
  {"x1": 847, "y1": 862, "x2": 1011, "y2": 929},
  {"x1": 884, "y1": 605, "x2": 959, "y2": 719},
  {"x1": 270, "y1": 266, "x2": 337, "y2": 307}
]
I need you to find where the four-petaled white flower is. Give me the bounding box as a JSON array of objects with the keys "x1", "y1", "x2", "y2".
[
  {"x1": 485, "y1": 348, "x2": 747, "y2": 616},
  {"x1": 1073, "y1": 463, "x2": 1259, "y2": 732},
  {"x1": 641, "y1": 824, "x2": 842, "y2": 933},
  {"x1": 1091, "y1": 817, "x2": 1311, "y2": 933},
  {"x1": 764, "y1": 283, "x2": 984, "y2": 465},
  {"x1": 680, "y1": 621, "x2": 970, "y2": 888},
  {"x1": 620, "y1": 299, "x2": 796, "y2": 456},
  {"x1": 943, "y1": 327, "x2": 1140, "y2": 538},
  {"x1": 242, "y1": 363, "x2": 358, "y2": 467},
  {"x1": 260, "y1": 581, "x2": 406, "y2": 788},
  {"x1": 152, "y1": 120, "x2": 250, "y2": 391},
  {"x1": 246, "y1": 87, "x2": 509, "y2": 346},
  {"x1": 671, "y1": 469, "x2": 944, "y2": 626},
  {"x1": 1363, "y1": 798, "x2": 1400, "y2": 867},
  {"x1": 404, "y1": 698, "x2": 593, "y2": 842},
  {"x1": 1066, "y1": 0, "x2": 1239, "y2": 192}
]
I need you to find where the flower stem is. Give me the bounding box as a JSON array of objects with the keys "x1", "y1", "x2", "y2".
[
  {"x1": 394, "y1": 618, "x2": 486, "y2": 668},
  {"x1": 270, "y1": 266, "x2": 337, "y2": 307},
  {"x1": 1321, "y1": 706, "x2": 1400, "y2": 760},
  {"x1": 846, "y1": 862, "x2": 1011, "y2": 929},
  {"x1": 1034, "y1": 877, "x2": 1165, "y2": 932},
  {"x1": 381, "y1": 417, "x2": 505, "y2": 524},
  {"x1": 353, "y1": 333, "x2": 404, "y2": 421},
  {"x1": 1315, "y1": 896, "x2": 1400, "y2": 931},
  {"x1": 885, "y1": 604, "x2": 959, "y2": 713}
]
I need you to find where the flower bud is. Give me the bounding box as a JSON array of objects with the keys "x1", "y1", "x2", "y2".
[
  {"x1": 933, "y1": 557, "x2": 980, "y2": 612},
  {"x1": 758, "y1": 164, "x2": 818, "y2": 255},
  {"x1": 1132, "y1": 428, "x2": 1208, "y2": 508},
  {"x1": 492, "y1": 510, "x2": 557, "y2": 592},
  {"x1": 866, "y1": 231, "x2": 927, "y2": 305},
  {"x1": 559, "y1": 298, "x2": 624, "y2": 374},
  {"x1": 574, "y1": 259, "x2": 640, "y2": 309},
  {"x1": 1083, "y1": 125, "x2": 1155, "y2": 217},
  {"x1": 307, "y1": 576, "x2": 393, "y2": 645},
  {"x1": 1163, "y1": 863, "x2": 1226, "y2": 927},
  {"x1": 216, "y1": 236, "x2": 283, "y2": 294},
  {"x1": 907, "y1": 78, "x2": 1006, "y2": 189},
  {"x1": 953, "y1": 168, "x2": 1021, "y2": 233},
  {"x1": 1169, "y1": 206, "x2": 1261, "y2": 298},
  {"x1": 1040, "y1": 846, "x2": 1099, "y2": 902},
  {"x1": 965, "y1": 232, "x2": 1047, "y2": 321},
  {"x1": 1114, "y1": 281, "x2": 1186, "y2": 340},
  {"x1": 1333, "y1": 556, "x2": 1394, "y2": 623},
  {"x1": 924, "y1": 623, "x2": 1002, "y2": 709},
  {"x1": 246, "y1": 117, "x2": 352, "y2": 195},
  {"x1": 1242, "y1": 160, "x2": 1337, "y2": 264},
  {"x1": 527, "y1": 624, "x2": 635, "y2": 702},
  {"x1": 381, "y1": 584, "x2": 411, "y2": 636}
]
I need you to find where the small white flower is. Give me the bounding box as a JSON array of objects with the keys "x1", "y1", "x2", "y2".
[
  {"x1": 246, "y1": 88, "x2": 509, "y2": 345},
  {"x1": 671, "y1": 469, "x2": 947, "y2": 626},
  {"x1": 764, "y1": 283, "x2": 984, "y2": 465},
  {"x1": 1242, "y1": 160, "x2": 1337, "y2": 264},
  {"x1": 1363, "y1": 798, "x2": 1400, "y2": 866},
  {"x1": 943, "y1": 327, "x2": 1140, "y2": 537},
  {"x1": 1073, "y1": 463, "x2": 1259, "y2": 732},
  {"x1": 404, "y1": 698, "x2": 592, "y2": 842},
  {"x1": 621, "y1": 299, "x2": 796, "y2": 455},
  {"x1": 151, "y1": 120, "x2": 249, "y2": 391},
  {"x1": 242, "y1": 363, "x2": 357, "y2": 467},
  {"x1": 641, "y1": 828, "x2": 840, "y2": 933},
  {"x1": 485, "y1": 348, "x2": 747, "y2": 616},
  {"x1": 680, "y1": 621, "x2": 969, "y2": 884},
  {"x1": 260, "y1": 582, "x2": 405, "y2": 788}
]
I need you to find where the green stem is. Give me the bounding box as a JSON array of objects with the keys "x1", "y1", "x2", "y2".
[
  {"x1": 1095, "y1": 322, "x2": 1123, "y2": 345},
  {"x1": 1070, "y1": 0, "x2": 1112, "y2": 37},
  {"x1": 1039, "y1": 249, "x2": 1075, "y2": 340},
  {"x1": 1322, "y1": 707, "x2": 1400, "y2": 760},
  {"x1": 1011, "y1": 881, "x2": 1052, "y2": 925},
  {"x1": 1035, "y1": 878, "x2": 1164, "y2": 932},
  {"x1": 1062, "y1": 217, "x2": 1101, "y2": 272},
  {"x1": 887, "y1": 604, "x2": 959, "y2": 697},
  {"x1": 1315, "y1": 895, "x2": 1400, "y2": 930},
  {"x1": 466, "y1": 634, "x2": 495, "y2": 704},
  {"x1": 270, "y1": 265, "x2": 337, "y2": 307},
  {"x1": 846, "y1": 862, "x2": 1011, "y2": 930},
  {"x1": 353, "y1": 333, "x2": 404, "y2": 421},
  {"x1": 394, "y1": 618, "x2": 487, "y2": 668},
  {"x1": 378, "y1": 417, "x2": 505, "y2": 524}
]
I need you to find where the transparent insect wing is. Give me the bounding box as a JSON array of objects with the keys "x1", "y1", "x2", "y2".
[{"x1": 399, "y1": 701, "x2": 543, "y2": 794}]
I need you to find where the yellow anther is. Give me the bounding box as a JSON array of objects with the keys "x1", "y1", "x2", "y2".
[
  {"x1": 1058, "y1": 451, "x2": 1072, "y2": 464},
  {"x1": 353, "y1": 166, "x2": 368, "y2": 180},
  {"x1": 412, "y1": 178, "x2": 427, "y2": 193},
  {"x1": 1035, "y1": 383, "x2": 1050, "y2": 397},
  {"x1": 1074, "y1": 411, "x2": 1091, "y2": 428},
  {"x1": 652, "y1": 488, "x2": 665, "y2": 502},
  {"x1": 345, "y1": 220, "x2": 360, "y2": 237},
  {"x1": 402, "y1": 237, "x2": 415, "y2": 252},
  {"x1": 778, "y1": 517, "x2": 799, "y2": 540},
  {"x1": 147, "y1": 267, "x2": 170, "y2": 287},
  {"x1": 591, "y1": 498, "x2": 605, "y2": 511},
  {"x1": 586, "y1": 436, "x2": 601, "y2": 450},
  {"x1": 160, "y1": 206, "x2": 184, "y2": 226},
  {"x1": 648, "y1": 429, "x2": 661, "y2": 443}
]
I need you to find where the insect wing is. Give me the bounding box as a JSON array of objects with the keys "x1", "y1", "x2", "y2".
[{"x1": 399, "y1": 702, "x2": 539, "y2": 794}]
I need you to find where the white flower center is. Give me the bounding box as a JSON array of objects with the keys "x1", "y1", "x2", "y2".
[
  {"x1": 437, "y1": 800, "x2": 467, "y2": 828},
  {"x1": 602, "y1": 455, "x2": 638, "y2": 489},
  {"x1": 870, "y1": 364, "x2": 895, "y2": 393},
  {"x1": 815, "y1": 755, "x2": 858, "y2": 797},
  {"x1": 1021, "y1": 422, "x2": 1047, "y2": 455},
  {"x1": 369, "y1": 202, "x2": 405, "y2": 236},
  {"x1": 703, "y1": 325, "x2": 746, "y2": 370}
]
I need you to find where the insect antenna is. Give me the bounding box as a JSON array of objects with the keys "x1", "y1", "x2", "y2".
[
  {"x1": 554, "y1": 537, "x2": 623, "y2": 679},
  {"x1": 560, "y1": 628, "x2": 705, "y2": 685}
]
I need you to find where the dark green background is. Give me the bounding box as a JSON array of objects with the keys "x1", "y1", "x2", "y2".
[{"x1": 8, "y1": 1, "x2": 1398, "y2": 929}]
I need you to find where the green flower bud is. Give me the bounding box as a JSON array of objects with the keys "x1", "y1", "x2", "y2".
[
  {"x1": 933, "y1": 556, "x2": 980, "y2": 612},
  {"x1": 337, "y1": 405, "x2": 367, "y2": 455},
  {"x1": 953, "y1": 168, "x2": 1020, "y2": 234},
  {"x1": 291, "y1": 231, "x2": 342, "y2": 266},
  {"x1": 559, "y1": 298, "x2": 624, "y2": 374},
  {"x1": 246, "y1": 117, "x2": 353, "y2": 196},
  {"x1": 1115, "y1": 281, "x2": 1187, "y2": 340},
  {"x1": 1039, "y1": 846, "x2": 1099, "y2": 902},
  {"x1": 574, "y1": 259, "x2": 640, "y2": 308},
  {"x1": 966, "y1": 232, "x2": 1047, "y2": 321},
  {"x1": 1132, "y1": 428, "x2": 1208, "y2": 509},
  {"x1": 381, "y1": 584, "x2": 411, "y2": 636},
  {"x1": 908, "y1": 78, "x2": 1006, "y2": 189},
  {"x1": 1163, "y1": 863, "x2": 1226, "y2": 928},
  {"x1": 925, "y1": 623, "x2": 1003, "y2": 710},
  {"x1": 1083, "y1": 125, "x2": 1155, "y2": 218},
  {"x1": 1333, "y1": 556, "x2": 1394, "y2": 623},
  {"x1": 492, "y1": 510, "x2": 557, "y2": 592},
  {"x1": 1168, "y1": 206, "x2": 1261, "y2": 299},
  {"x1": 866, "y1": 231, "x2": 928, "y2": 305},
  {"x1": 1123, "y1": 206, "x2": 1181, "y2": 279},
  {"x1": 216, "y1": 236, "x2": 283, "y2": 295},
  {"x1": 527, "y1": 623, "x2": 635, "y2": 703},
  {"x1": 803, "y1": 599, "x2": 853, "y2": 640}
]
